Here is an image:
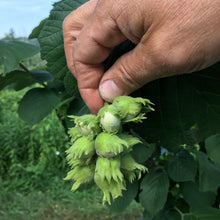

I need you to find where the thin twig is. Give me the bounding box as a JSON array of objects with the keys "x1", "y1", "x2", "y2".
[
  {"x1": 174, "y1": 207, "x2": 185, "y2": 220},
  {"x1": 19, "y1": 62, "x2": 47, "y2": 88}
]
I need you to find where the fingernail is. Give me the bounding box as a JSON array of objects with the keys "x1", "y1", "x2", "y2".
[{"x1": 99, "y1": 80, "x2": 123, "y2": 102}]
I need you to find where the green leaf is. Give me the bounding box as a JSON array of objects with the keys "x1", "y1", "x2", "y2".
[
  {"x1": 47, "y1": 79, "x2": 64, "y2": 91},
  {"x1": 18, "y1": 88, "x2": 61, "y2": 125},
  {"x1": 32, "y1": 70, "x2": 54, "y2": 84},
  {"x1": 185, "y1": 207, "x2": 220, "y2": 220},
  {"x1": 184, "y1": 214, "x2": 197, "y2": 220},
  {"x1": 196, "y1": 151, "x2": 220, "y2": 193},
  {"x1": 0, "y1": 70, "x2": 36, "y2": 91},
  {"x1": 154, "y1": 210, "x2": 181, "y2": 220},
  {"x1": 167, "y1": 150, "x2": 197, "y2": 182},
  {"x1": 63, "y1": 72, "x2": 79, "y2": 96},
  {"x1": 29, "y1": 18, "x2": 48, "y2": 39},
  {"x1": 205, "y1": 134, "x2": 220, "y2": 164},
  {"x1": 0, "y1": 40, "x2": 40, "y2": 74},
  {"x1": 38, "y1": 0, "x2": 87, "y2": 80},
  {"x1": 143, "y1": 209, "x2": 153, "y2": 220},
  {"x1": 133, "y1": 62, "x2": 220, "y2": 149},
  {"x1": 108, "y1": 180, "x2": 139, "y2": 212},
  {"x1": 131, "y1": 143, "x2": 156, "y2": 164},
  {"x1": 68, "y1": 98, "x2": 90, "y2": 116},
  {"x1": 0, "y1": 70, "x2": 54, "y2": 91},
  {"x1": 140, "y1": 171, "x2": 170, "y2": 216},
  {"x1": 181, "y1": 181, "x2": 216, "y2": 208}
]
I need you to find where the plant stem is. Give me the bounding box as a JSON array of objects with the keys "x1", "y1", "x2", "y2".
[
  {"x1": 19, "y1": 62, "x2": 47, "y2": 88},
  {"x1": 174, "y1": 206, "x2": 185, "y2": 220}
]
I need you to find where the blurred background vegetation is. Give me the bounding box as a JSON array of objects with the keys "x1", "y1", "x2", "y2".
[{"x1": 0, "y1": 30, "x2": 143, "y2": 220}]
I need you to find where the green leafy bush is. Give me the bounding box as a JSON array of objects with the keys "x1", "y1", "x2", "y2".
[{"x1": 0, "y1": 89, "x2": 69, "y2": 190}]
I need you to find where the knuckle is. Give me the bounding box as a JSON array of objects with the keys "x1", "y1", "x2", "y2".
[
  {"x1": 118, "y1": 61, "x2": 143, "y2": 89},
  {"x1": 148, "y1": 35, "x2": 191, "y2": 73}
]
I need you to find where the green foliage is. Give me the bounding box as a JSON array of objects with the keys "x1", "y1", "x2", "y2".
[
  {"x1": 63, "y1": 71, "x2": 79, "y2": 96},
  {"x1": 38, "y1": 0, "x2": 87, "y2": 80},
  {"x1": 167, "y1": 150, "x2": 197, "y2": 182},
  {"x1": 108, "y1": 181, "x2": 139, "y2": 212},
  {"x1": 29, "y1": 18, "x2": 48, "y2": 40},
  {"x1": 18, "y1": 88, "x2": 61, "y2": 125},
  {"x1": 0, "y1": 69, "x2": 53, "y2": 91},
  {"x1": 181, "y1": 181, "x2": 216, "y2": 208},
  {"x1": 140, "y1": 171, "x2": 170, "y2": 217},
  {"x1": 133, "y1": 63, "x2": 220, "y2": 149},
  {"x1": 0, "y1": 70, "x2": 36, "y2": 90},
  {"x1": 205, "y1": 134, "x2": 220, "y2": 165},
  {"x1": 0, "y1": 184, "x2": 143, "y2": 220},
  {"x1": 1, "y1": 28, "x2": 16, "y2": 40},
  {"x1": 0, "y1": 89, "x2": 69, "y2": 190},
  {"x1": 31, "y1": 70, "x2": 54, "y2": 83},
  {"x1": 196, "y1": 151, "x2": 220, "y2": 194},
  {"x1": 0, "y1": 40, "x2": 40, "y2": 74},
  {"x1": 184, "y1": 207, "x2": 220, "y2": 220},
  {"x1": 130, "y1": 142, "x2": 156, "y2": 164}
]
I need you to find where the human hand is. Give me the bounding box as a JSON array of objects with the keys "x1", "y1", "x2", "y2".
[{"x1": 63, "y1": 0, "x2": 220, "y2": 114}]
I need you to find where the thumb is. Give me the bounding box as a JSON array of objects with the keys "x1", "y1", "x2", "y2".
[{"x1": 99, "y1": 43, "x2": 157, "y2": 102}]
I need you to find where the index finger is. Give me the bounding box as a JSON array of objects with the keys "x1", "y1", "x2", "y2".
[
  {"x1": 63, "y1": 0, "x2": 98, "y2": 75},
  {"x1": 73, "y1": 0, "x2": 126, "y2": 113}
]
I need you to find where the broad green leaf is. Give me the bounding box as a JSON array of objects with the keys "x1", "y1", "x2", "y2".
[
  {"x1": 0, "y1": 70, "x2": 54, "y2": 91},
  {"x1": 47, "y1": 79, "x2": 64, "y2": 91},
  {"x1": 181, "y1": 181, "x2": 216, "y2": 208},
  {"x1": 143, "y1": 209, "x2": 153, "y2": 220},
  {"x1": 131, "y1": 143, "x2": 156, "y2": 164},
  {"x1": 108, "y1": 180, "x2": 139, "y2": 212},
  {"x1": 140, "y1": 171, "x2": 169, "y2": 216},
  {"x1": 68, "y1": 98, "x2": 90, "y2": 116},
  {"x1": 29, "y1": 18, "x2": 48, "y2": 39},
  {"x1": 63, "y1": 72, "x2": 78, "y2": 96},
  {"x1": 133, "y1": 62, "x2": 220, "y2": 149},
  {"x1": 205, "y1": 134, "x2": 220, "y2": 164},
  {"x1": 0, "y1": 40, "x2": 40, "y2": 74},
  {"x1": 196, "y1": 151, "x2": 220, "y2": 193},
  {"x1": 18, "y1": 88, "x2": 61, "y2": 125},
  {"x1": 167, "y1": 150, "x2": 197, "y2": 182},
  {"x1": 32, "y1": 70, "x2": 54, "y2": 84},
  {"x1": 154, "y1": 210, "x2": 181, "y2": 220},
  {"x1": 38, "y1": 0, "x2": 87, "y2": 80},
  {"x1": 185, "y1": 207, "x2": 220, "y2": 220},
  {"x1": 153, "y1": 192, "x2": 186, "y2": 220},
  {"x1": 0, "y1": 70, "x2": 36, "y2": 91},
  {"x1": 184, "y1": 214, "x2": 197, "y2": 220}
]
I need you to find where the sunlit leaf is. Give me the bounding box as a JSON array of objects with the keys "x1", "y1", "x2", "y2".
[
  {"x1": 0, "y1": 40, "x2": 40, "y2": 74},
  {"x1": 38, "y1": 0, "x2": 87, "y2": 80}
]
